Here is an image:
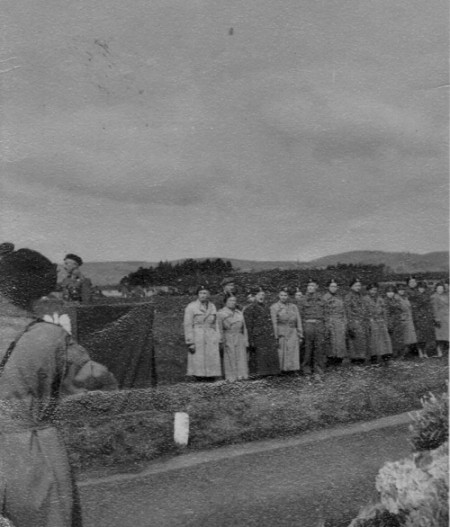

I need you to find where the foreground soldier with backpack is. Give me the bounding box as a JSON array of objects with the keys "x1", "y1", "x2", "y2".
[{"x1": 0, "y1": 248, "x2": 107, "y2": 527}]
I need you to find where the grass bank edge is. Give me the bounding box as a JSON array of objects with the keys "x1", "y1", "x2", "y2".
[{"x1": 58, "y1": 359, "x2": 448, "y2": 474}]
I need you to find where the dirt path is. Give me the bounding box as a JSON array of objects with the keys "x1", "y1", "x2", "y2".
[{"x1": 78, "y1": 418, "x2": 411, "y2": 526}]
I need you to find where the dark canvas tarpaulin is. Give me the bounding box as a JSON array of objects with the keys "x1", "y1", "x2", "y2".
[
  {"x1": 34, "y1": 300, "x2": 156, "y2": 389},
  {"x1": 82, "y1": 303, "x2": 156, "y2": 389}
]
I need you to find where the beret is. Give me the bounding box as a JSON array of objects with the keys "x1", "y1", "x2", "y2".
[{"x1": 65, "y1": 253, "x2": 83, "y2": 267}]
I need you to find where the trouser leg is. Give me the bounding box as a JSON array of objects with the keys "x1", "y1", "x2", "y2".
[
  {"x1": 314, "y1": 323, "x2": 326, "y2": 373},
  {"x1": 302, "y1": 323, "x2": 314, "y2": 374}
]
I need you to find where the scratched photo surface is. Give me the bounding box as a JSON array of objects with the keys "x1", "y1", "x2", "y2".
[{"x1": 0, "y1": 1, "x2": 448, "y2": 526}]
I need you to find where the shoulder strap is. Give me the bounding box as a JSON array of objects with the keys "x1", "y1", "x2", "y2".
[{"x1": 0, "y1": 319, "x2": 42, "y2": 378}]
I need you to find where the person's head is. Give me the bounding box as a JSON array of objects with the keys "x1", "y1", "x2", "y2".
[
  {"x1": 253, "y1": 287, "x2": 265, "y2": 303},
  {"x1": 367, "y1": 283, "x2": 378, "y2": 296},
  {"x1": 0, "y1": 248, "x2": 57, "y2": 308},
  {"x1": 417, "y1": 281, "x2": 427, "y2": 293},
  {"x1": 278, "y1": 287, "x2": 289, "y2": 303},
  {"x1": 225, "y1": 295, "x2": 237, "y2": 310},
  {"x1": 246, "y1": 292, "x2": 255, "y2": 304},
  {"x1": 385, "y1": 284, "x2": 397, "y2": 299},
  {"x1": 221, "y1": 277, "x2": 235, "y2": 295},
  {"x1": 327, "y1": 279, "x2": 338, "y2": 294},
  {"x1": 350, "y1": 278, "x2": 362, "y2": 293},
  {"x1": 435, "y1": 283, "x2": 445, "y2": 295},
  {"x1": 397, "y1": 283, "x2": 406, "y2": 296},
  {"x1": 294, "y1": 288, "x2": 303, "y2": 301},
  {"x1": 407, "y1": 276, "x2": 417, "y2": 289},
  {"x1": 64, "y1": 253, "x2": 83, "y2": 274},
  {"x1": 196, "y1": 285, "x2": 210, "y2": 302},
  {"x1": 306, "y1": 279, "x2": 317, "y2": 294}
]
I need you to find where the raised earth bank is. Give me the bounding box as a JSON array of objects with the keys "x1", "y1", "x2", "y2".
[{"x1": 57, "y1": 358, "x2": 448, "y2": 476}]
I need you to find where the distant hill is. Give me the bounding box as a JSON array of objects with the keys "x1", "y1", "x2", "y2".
[
  {"x1": 305, "y1": 251, "x2": 449, "y2": 273},
  {"x1": 82, "y1": 251, "x2": 448, "y2": 286}
]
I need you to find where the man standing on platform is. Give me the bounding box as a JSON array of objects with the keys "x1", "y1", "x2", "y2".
[
  {"x1": 298, "y1": 278, "x2": 326, "y2": 377},
  {"x1": 60, "y1": 253, "x2": 92, "y2": 303}
]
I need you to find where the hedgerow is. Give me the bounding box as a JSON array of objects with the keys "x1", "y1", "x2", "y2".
[{"x1": 57, "y1": 359, "x2": 448, "y2": 474}]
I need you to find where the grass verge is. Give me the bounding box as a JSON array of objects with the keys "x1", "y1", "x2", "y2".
[{"x1": 56, "y1": 358, "x2": 448, "y2": 477}]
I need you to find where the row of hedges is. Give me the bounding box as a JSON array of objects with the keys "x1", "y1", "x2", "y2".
[{"x1": 57, "y1": 359, "x2": 448, "y2": 475}]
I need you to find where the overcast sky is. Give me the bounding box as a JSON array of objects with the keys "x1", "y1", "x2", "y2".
[{"x1": 1, "y1": 0, "x2": 448, "y2": 263}]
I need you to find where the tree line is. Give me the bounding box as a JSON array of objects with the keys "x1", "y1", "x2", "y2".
[
  {"x1": 122, "y1": 258, "x2": 234, "y2": 287},
  {"x1": 120, "y1": 260, "x2": 447, "y2": 294}
]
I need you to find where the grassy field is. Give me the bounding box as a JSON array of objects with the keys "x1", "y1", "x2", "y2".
[{"x1": 59, "y1": 357, "x2": 448, "y2": 477}]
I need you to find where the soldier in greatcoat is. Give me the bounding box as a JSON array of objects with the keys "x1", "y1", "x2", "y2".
[
  {"x1": 408, "y1": 280, "x2": 436, "y2": 358},
  {"x1": 217, "y1": 295, "x2": 249, "y2": 381},
  {"x1": 364, "y1": 283, "x2": 393, "y2": 363},
  {"x1": 344, "y1": 278, "x2": 370, "y2": 364},
  {"x1": 270, "y1": 287, "x2": 303, "y2": 373},
  {"x1": 243, "y1": 287, "x2": 280, "y2": 377},
  {"x1": 431, "y1": 282, "x2": 449, "y2": 357},
  {"x1": 396, "y1": 283, "x2": 418, "y2": 355},
  {"x1": 384, "y1": 284, "x2": 406, "y2": 358},
  {"x1": 323, "y1": 279, "x2": 348, "y2": 365},
  {"x1": 183, "y1": 285, "x2": 222, "y2": 380}
]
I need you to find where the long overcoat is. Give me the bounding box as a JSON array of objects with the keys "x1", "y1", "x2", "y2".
[
  {"x1": 408, "y1": 290, "x2": 435, "y2": 346},
  {"x1": 270, "y1": 301, "x2": 302, "y2": 371},
  {"x1": 183, "y1": 300, "x2": 221, "y2": 377},
  {"x1": 344, "y1": 291, "x2": 369, "y2": 360},
  {"x1": 244, "y1": 302, "x2": 279, "y2": 376},
  {"x1": 217, "y1": 307, "x2": 249, "y2": 381},
  {"x1": 323, "y1": 292, "x2": 347, "y2": 358},
  {"x1": 364, "y1": 295, "x2": 393, "y2": 357},
  {"x1": 397, "y1": 295, "x2": 417, "y2": 345},
  {"x1": 431, "y1": 292, "x2": 449, "y2": 342},
  {"x1": 384, "y1": 296, "x2": 405, "y2": 357}
]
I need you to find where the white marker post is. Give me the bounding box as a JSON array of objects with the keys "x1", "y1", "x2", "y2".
[{"x1": 174, "y1": 412, "x2": 189, "y2": 446}]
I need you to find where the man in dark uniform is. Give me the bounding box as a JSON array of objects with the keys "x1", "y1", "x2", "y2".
[
  {"x1": 298, "y1": 278, "x2": 326, "y2": 376},
  {"x1": 220, "y1": 277, "x2": 236, "y2": 305},
  {"x1": 60, "y1": 253, "x2": 92, "y2": 303}
]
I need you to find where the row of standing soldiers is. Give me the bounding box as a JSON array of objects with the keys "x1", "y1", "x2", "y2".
[{"x1": 183, "y1": 277, "x2": 449, "y2": 381}]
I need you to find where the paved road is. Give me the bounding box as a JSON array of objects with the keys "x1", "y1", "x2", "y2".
[{"x1": 79, "y1": 422, "x2": 410, "y2": 527}]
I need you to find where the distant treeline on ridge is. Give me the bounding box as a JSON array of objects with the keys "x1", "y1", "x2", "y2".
[
  {"x1": 120, "y1": 259, "x2": 448, "y2": 293},
  {"x1": 122, "y1": 258, "x2": 234, "y2": 287}
]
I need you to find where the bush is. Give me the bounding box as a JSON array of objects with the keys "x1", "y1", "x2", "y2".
[
  {"x1": 409, "y1": 391, "x2": 449, "y2": 452},
  {"x1": 348, "y1": 504, "x2": 405, "y2": 527},
  {"x1": 349, "y1": 442, "x2": 449, "y2": 527}
]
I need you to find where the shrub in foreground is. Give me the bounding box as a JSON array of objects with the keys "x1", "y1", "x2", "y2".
[
  {"x1": 350, "y1": 442, "x2": 448, "y2": 526},
  {"x1": 409, "y1": 391, "x2": 449, "y2": 452},
  {"x1": 349, "y1": 390, "x2": 449, "y2": 527}
]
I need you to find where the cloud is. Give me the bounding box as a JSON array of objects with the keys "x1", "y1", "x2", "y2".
[{"x1": 1, "y1": 0, "x2": 447, "y2": 261}]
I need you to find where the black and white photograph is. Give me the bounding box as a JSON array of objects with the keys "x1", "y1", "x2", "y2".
[{"x1": 0, "y1": 0, "x2": 448, "y2": 526}]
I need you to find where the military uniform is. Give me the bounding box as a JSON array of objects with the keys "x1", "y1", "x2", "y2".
[
  {"x1": 0, "y1": 298, "x2": 89, "y2": 527},
  {"x1": 298, "y1": 293, "x2": 326, "y2": 374},
  {"x1": 60, "y1": 273, "x2": 92, "y2": 303}
]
